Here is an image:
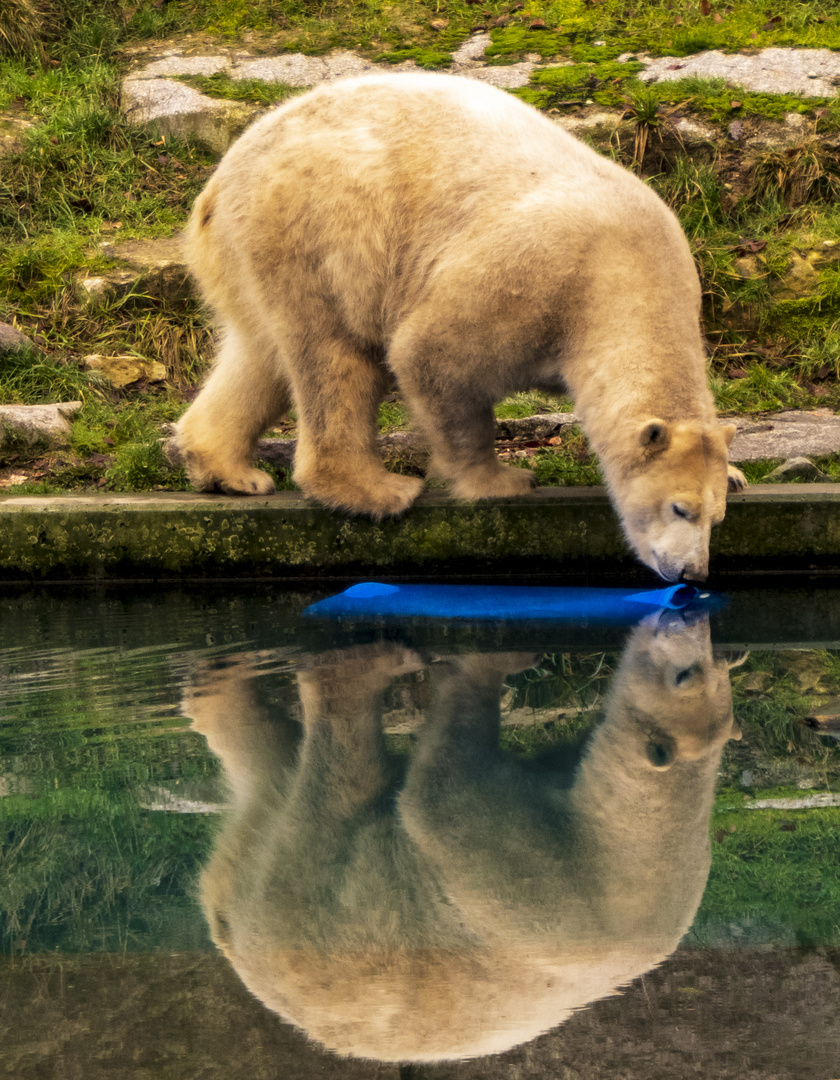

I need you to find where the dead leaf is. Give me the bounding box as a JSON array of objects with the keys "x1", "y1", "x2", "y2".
[
  {"x1": 713, "y1": 11, "x2": 722, "y2": 21},
  {"x1": 494, "y1": 16, "x2": 509, "y2": 26},
  {"x1": 429, "y1": 18, "x2": 448, "y2": 29},
  {"x1": 762, "y1": 15, "x2": 782, "y2": 31},
  {"x1": 0, "y1": 473, "x2": 28, "y2": 488},
  {"x1": 700, "y1": 0, "x2": 711, "y2": 14},
  {"x1": 730, "y1": 99, "x2": 742, "y2": 108},
  {"x1": 674, "y1": 14, "x2": 683, "y2": 24},
  {"x1": 728, "y1": 119, "x2": 744, "y2": 140},
  {"x1": 667, "y1": 62, "x2": 685, "y2": 69},
  {"x1": 729, "y1": 368, "x2": 748, "y2": 379},
  {"x1": 529, "y1": 18, "x2": 548, "y2": 29}
]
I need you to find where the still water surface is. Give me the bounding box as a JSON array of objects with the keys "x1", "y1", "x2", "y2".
[{"x1": 1, "y1": 585, "x2": 839, "y2": 1079}]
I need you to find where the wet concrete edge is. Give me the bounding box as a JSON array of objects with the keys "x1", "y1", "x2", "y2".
[{"x1": 0, "y1": 484, "x2": 838, "y2": 581}]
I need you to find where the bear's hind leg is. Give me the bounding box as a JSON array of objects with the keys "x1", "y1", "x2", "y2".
[
  {"x1": 291, "y1": 339, "x2": 424, "y2": 519},
  {"x1": 175, "y1": 328, "x2": 288, "y2": 496},
  {"x1": 392, "y1": 363, "x2": 535, "y2": 501}
]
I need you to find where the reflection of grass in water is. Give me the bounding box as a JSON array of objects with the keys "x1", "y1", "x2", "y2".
[
  {"x1": 694, "y1": 807, "x2": 840, "y2": 947},
  {"x1": 0, "y1": 793, "x2": 218, "y2": 954},
  {"x1": 506, "y1": 651, "x2": 616, "y2": 713}
]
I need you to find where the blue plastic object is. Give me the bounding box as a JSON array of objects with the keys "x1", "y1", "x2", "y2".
[{"x1": 303, "y1": 583, "x2": 725, "y2": 624}]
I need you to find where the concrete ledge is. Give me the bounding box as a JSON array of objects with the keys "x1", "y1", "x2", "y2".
[{"x1": 0, "y1": 485, "x2": 838, "y2": 581}]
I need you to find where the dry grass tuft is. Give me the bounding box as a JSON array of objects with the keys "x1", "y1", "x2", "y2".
[
  {"x1": 0, "y1": 0, "x2": 54, "y2": 60},
  {"x1": 748, "y1": 139, "x2": 840, "y2": 207}
]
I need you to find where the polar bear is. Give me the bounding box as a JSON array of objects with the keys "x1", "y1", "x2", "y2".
[
  {"x1": 187, "y1": 618, "x2": 741, "y2": 1063},
  {"x1": 176, "y1": 73, "x2": 745, "y2": 581}
]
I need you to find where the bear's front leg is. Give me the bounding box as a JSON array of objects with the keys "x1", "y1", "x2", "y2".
[{"x1": 394, "y1": 366, "x2": 536, "y2": 501}]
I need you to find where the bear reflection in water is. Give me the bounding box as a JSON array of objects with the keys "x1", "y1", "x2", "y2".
[{"x1": 185, "y1": 615, "x2": 742, "y2": 1063}]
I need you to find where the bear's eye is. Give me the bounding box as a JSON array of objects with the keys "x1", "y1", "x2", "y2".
[{"x1": 672, "y1": 503, "x2": 690, "y2": 519}]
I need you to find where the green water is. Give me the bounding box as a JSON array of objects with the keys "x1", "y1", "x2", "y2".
[{"x1": 1, "y1": 585, "x2": 839, "y2": 1078}]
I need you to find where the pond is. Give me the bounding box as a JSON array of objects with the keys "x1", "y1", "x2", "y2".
[{"x1": 1, "y1": 584, "x2": 839, "y2": 1080}]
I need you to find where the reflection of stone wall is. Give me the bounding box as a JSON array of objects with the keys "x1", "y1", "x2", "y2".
[{"x1": 3, "y1": 948, "x2": 838, "y2": 1080}]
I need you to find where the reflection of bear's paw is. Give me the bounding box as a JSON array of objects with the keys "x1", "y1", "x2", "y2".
[
  {"x1": 727, "y1": 465, "x2": 748, "y2": 493},
  {"x1": 449, "y1": 463, "x2": 536, "y2": 501}
]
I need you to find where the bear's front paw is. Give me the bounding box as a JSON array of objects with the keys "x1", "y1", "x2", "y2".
[
  {"x1": 727, "y1": 465, "x2": 748, "y2": 493},
  {"x1": 450, "y1": 463, "x2": 536, "y2": 501},
  {"x1": 297, "y1": 466, "x2": 424, "y2": 519}
]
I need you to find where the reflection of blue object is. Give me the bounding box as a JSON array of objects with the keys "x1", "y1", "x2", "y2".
[{"x1": 304, "y1": 583, "x2": 725, "y2": 623}]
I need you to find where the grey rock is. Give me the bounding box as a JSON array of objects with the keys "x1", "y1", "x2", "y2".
[
  {"x1": 458, "y1": 62, "x2": 535, "y2": 89},
  {"x1": 495, "y1": 412, "x2": 579, "y2": 439},
  {"x1": 556, "y1": 112, "x2": 630, "y2": 142},
  {"x1": 122, "y1": 76, "x2": 263, "y2": 153},
  {"x1": 0, "y1": 402, "x2": 82, "y2": 450},
  {"x1": 139, "y1": 55, "x2": 230, "y2": 78},
  {"x1": 671, "y1": 116, "x2": 719, "y2": 147},
  {"x1": 728, "y1": 119, "x2": 744, "y2": 141},
  {"x1": 746, "y1": 793, "x2": 840, "y2": 809},
  {"x1": 0, "y1": 323, "x2": 39, "y2": 355},
  {"x1": 763, "y1": 457, "x2": 827, "y2": 481},
  {"x1": 80, "y1": 235, "x2": 192, "y2": 305},
  {"x1": 634, "y1": 47, "x2": 840, "y2": 97},
  {"x1": 0, "y1": 111, "x2": 33, "y2": 158},
  {"x1": 451, "y1": 33, "x2": 492, "y2": 65},
  {"x1": 728, "y1": 410, "x2": 840, "y2": 462}
]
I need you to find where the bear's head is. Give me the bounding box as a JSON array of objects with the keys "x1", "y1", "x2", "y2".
[{"x1": 615, "y1": 419, "x2": 736, "y2": 583}]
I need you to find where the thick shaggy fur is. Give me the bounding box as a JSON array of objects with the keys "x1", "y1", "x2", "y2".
[
  {"x1": 176, "y1": 73, "x2": 745, "y2": 579},
  {"x1": 187, "y1": 621, "x2": 740, "y2": 1063}
]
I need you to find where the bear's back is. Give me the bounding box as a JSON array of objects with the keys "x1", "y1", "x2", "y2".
[{"x1": 204, "y1": 72, "x2": 648, "y2": 234}]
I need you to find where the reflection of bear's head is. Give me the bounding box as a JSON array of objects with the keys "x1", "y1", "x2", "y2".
[
  {"x1": 606, "y1": 419, "x2": 736, "y2": 583},
  {"x1": 189, "y1": 623, "x2": 739, "y2": 1063},
  {"x1": 599, "y1": 607, "x2": 740, "y2": 767}
]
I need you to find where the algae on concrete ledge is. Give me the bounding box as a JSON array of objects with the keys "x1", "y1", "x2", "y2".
[{"x1": 1, "y1": 487, "x2": 840, "y2": 582}]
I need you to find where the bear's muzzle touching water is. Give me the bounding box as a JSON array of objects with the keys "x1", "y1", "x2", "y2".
[{"x1": 175, "y1": 73, "x2": 746, "y2": 581}]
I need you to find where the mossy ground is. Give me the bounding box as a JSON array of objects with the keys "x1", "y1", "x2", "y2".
[{"x1": 1, "y1": 1, "x2": 839, "y2": 494}]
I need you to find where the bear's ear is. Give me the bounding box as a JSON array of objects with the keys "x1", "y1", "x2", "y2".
[
  {"x1": 639, "y1": 419, "x2": 671, "y2": 454},
  {"x1": 720, "y1": 422, "x2": 737, "y2": 448}
]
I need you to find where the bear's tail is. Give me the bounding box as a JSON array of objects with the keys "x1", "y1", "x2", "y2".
[{"x1": 184, "y1": 183, "x2": 225, "y2": 306}]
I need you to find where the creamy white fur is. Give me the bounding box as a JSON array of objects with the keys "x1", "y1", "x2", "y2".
[{"x1": 176, "y1": 74, "x2": 745, "y2": 578}]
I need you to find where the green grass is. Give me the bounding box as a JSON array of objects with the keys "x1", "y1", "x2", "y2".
[
  {"x1": 0, "y1": 343, "x2": 103, "y2": 405},
  {"x1": 695, "y1": 806, "x2": 840, "y2": 946}
]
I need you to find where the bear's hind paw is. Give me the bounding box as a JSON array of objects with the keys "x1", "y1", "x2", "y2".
[
  {"x1": 217, "y1": 468, "x2": 276, "y2": 496},
  {"x1": 449, "y1": 463, "x2": 536, "y2": 501}
]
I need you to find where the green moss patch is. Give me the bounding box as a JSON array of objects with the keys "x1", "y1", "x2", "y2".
[
  {"x1": 175, "y1": 72, "x2": 302, "y2": 106},
  {"x1": 374, "y1": 47, "x2": 452, "y2": 68}
]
